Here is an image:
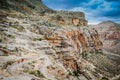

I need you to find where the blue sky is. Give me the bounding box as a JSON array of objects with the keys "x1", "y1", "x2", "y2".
[{"x1": 42, "y1": 0, "x2": 120, "y2": 24}]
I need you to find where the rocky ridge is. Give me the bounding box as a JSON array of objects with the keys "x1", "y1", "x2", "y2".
[{"x1": 92, "y1": 21, "x2": 120, "y2": 55}]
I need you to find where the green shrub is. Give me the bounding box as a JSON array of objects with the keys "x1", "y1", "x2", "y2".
[
  {"x1": 96, "y1": 51, "x2": 103, "y2": 55},
  {"x1": 81, "y1": 51, "x2": 88, "y2": 59},
  {"x1": 11, "y1": 26, "x2": 17, "y2": 29},
  {"x1": 67, "y1": 70, "x2": 72, "y2": 75},
  {"x1": 0, "y1": 39, "x2": 2, "y2": 42},
  {"x1": 7, "y1": 34, "x2": 15, "y2": 39},
  {"x1": 2, "y1": 61, "x2": 14, "y2": 69},
  {"x1": 33, "y1": 38, "x2": 43, "y2": 41},
  {"x1": 72, "y1": 71, "x2": 79, "y2": 76},
  {"x1": 11, "y1": 26, "x2": 24, "y2": 32},
  {"x1": 68, "y1": 71, "x2": 72, "y2": 75},
  {"x1": 25, "y1": 70, "x2": 45, "y2": 78},
  {"x1": 100, "y1": 77, "x2": 109, "y2": 80},
  {"x1": 2, "y1": 46, "x2": 7, "y2": 49},
  {"x1": 6, "y1": 61, "x2": 14, "y2": 65}
]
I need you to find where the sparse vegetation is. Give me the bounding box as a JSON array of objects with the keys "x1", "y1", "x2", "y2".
[
  {"x1": 2, "y1": 61, "x2": 14, "y2": 69},
  {"x1": 24, "y1": 70, "x2": 45, "y2": 78},
  {"x1": 0, "y1": 28, "x2": 8, "y2": 32},
  {"x1": 81, "y1": 51, "x2": 88, "y2": 59},
  {"x1": 40, "y1": 22, "x2": 56, "y2": 27},
  {"x1": 33, "y1": 38, "x2": 43, "y2": 41},
  {"x1": 72, "y1": 71, "x2": 79, "y2": 76},
  {"x1": 2, "y1": 53, "x2": 9, "y2": 56},
  {"x1": 7, "y1": 34, "x2": 15, "y2": 39},
  {"x1": 100, "y1": 77, "x2": 109, "y2": 80},
  {"x1": 11, "y1": 26, "x2": 25, "y2": 32},
  {"x1": 68, "y1": 70, "x2": 72, "y2": 75},
  {"x1": 3, "y1": 32, "x2": 15, "y2": 39},
  {"x1": 2, "y1": 46, "x2": 7, "y2": 49},
  {"x1": 68, "y1": 70, "x2": 79, "y2": 77},
  {"x1": 89, "y1": 51, "x2": 103, "y2": 55},
  {"x1": 14, "y1": 21, "x2": 19, "y2": 25},
  {"x1": 0, "y1": 39, "x2": 2, "y2": 42},
  {"x1": 96, "y1": 51, "x2": 103, "y2": 55},
  {"x1": 23, "y1": 21, "x2": 28, "y2": 24}
]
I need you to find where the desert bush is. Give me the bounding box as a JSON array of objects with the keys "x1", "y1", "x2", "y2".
[
  {"x1": 11, "y1": 26, "x2": 25, "y2": 32},
  {"x1": 81, "y1": 51, "x2": 88, "y2": 59},
  {"x1": 100, "y1": 77, "x2": 109, "y2": 80},
  {"x1": 72, "y1": 71, "x2": 79, "y2": 76},
  {"x1": 26, "y1": 70, "x2": 45, "y2": 78},
  {"x1": 33, "y1": 38, "x2": 43, "y2": 41},
  {"x1": 2, "y1": 61, "x2": 14, "y2": 69},
  {"x1": 7, "y1": 34, "x2": 15, "y2": 39}
]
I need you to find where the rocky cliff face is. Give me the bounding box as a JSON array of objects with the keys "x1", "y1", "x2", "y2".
[
  {"x1": 93, "y1": 21, "x2": 120, "y2": 55},
  {"x1": 0, "y1": 0, "x2": 53, "y2": 13},
  {"x1": 0, "y1": 0, "x2": 87, "y2": 27},
  {"x1": 0, "y1": 1, "x2": 120, "y2": 80}
]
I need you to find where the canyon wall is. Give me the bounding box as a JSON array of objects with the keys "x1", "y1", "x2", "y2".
[{"x1": 0, "y1": 0, "x2": 119, "y2": 80}]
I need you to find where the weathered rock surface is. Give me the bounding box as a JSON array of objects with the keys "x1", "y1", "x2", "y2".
[
  {"x1": 0, "y1": 1, "x2": 120, "y2": 80},
  {"x1": 92, "y1": 21, "x2": 120, "y2": 55}
]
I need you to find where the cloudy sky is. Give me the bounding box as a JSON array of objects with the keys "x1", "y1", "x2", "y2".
[{"x1": 42, "y1": 0, "x2": 120, "y2": 24}]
